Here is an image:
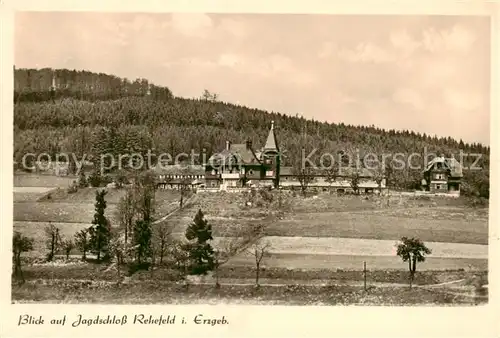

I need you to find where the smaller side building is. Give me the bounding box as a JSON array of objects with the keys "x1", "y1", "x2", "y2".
[
  {"x1": 153, "y1": 164, "x2": 205, "y2": 190},
  {"x1": 421, "y1": 156, "x2": 463, "y2": 195},
  {"x1": 279, "y1": 166, "x2": 386, "y2": 194}
]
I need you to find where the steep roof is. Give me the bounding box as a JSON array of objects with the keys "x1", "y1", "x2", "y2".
[
  {"x1": 263, "y1": 121, "x2": 279, "y2": 152},
  {"x1": 208, "y1": 143, "x2": 261, "y2": 166},
  {"x1": 424, "y1": 156, "x2": 463, "y2": 177}
]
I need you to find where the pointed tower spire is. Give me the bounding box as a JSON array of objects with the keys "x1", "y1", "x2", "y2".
[{"x1": 263, "y1": 120, "x2": 279, "y2": 153}]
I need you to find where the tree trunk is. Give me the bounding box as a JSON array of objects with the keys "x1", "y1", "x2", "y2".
[
  {"x1": 215, "y1": 261, "x2": 220, "y2": 288},
  {"x1": 255, "y1": 263, "x2": 260, "y2": 287},
  {"x1": 13, "y1": 251, "x2": 19, "y2": 277},
  {"x1": 16, "y1": 252, "x2": 24, "y2": 283},
  {"x1": 160, "y1": 241, "x2": 165, "y2": 264},
  {"x1": 408, "y1": 259, "x2": 412, "y2": 288},
  {"x1": 117, "y1": 253, "x2": 121, "y2": 278},
  {"x1": 150, "y1": 252, "x2": 155, "y2": 277},
  {"x1": 49, "y1": 235, "x2": 55, "y2": 261},
  {"x1": 411, "y1": 257, "x2": 417, "y2": 287}
]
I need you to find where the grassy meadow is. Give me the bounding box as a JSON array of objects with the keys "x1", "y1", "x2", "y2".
[
  {"x1": 12, "y1": 174, "x2": 489, "y2": 304},
  {"x1": 171, "y1": 191, "x2": 489, "y2": 245},
  {"x1": 12, "y1": 280, "x2": 485, "y2": 305},
  {"x1": 13, "y1": 175, "x2": 182, "y2": 258}
]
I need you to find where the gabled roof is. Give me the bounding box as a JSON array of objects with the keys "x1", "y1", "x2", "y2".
[
  {"x1": 424, "y1": 156, "x2": 463, "y2": 177},
  {"x1": 263, "y1": 121, "x2": 279, "y2": 152},
  {"x1": 208, "y1": 143, "x2": 261, "y2": 166}
]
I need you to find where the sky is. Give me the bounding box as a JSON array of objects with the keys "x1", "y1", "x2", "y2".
[{"x1": 14, "y1": 12, "x2": 491, "y2": 145}]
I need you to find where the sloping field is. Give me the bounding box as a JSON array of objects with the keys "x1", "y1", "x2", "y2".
[
  {"x1": 173, "y1": 192, "x2": 489, "y2": 245},
  {"x1": 268, "y1": 211, "x2": 488, "y2": 244},
  {"x1": 170, "y1": 208, "x2": 488, "y2": 245},
  {"x1": 14, "y1": 174, "x2": 75, "y2": 188},
  {"x1": 14, "y1": 221, "x2": 92, "y2": 254},
  {"x1": 13, "y1": 187, "x2": 55, "y2": 193},
  {"x1": 14, "y1": 202, "x2": 118, "y2": 224},
  {"x1": 14, "y1": 188, "x2": 181, "y2": 224},
  {"x1": 13, "y1": 187, "x2": 57, "y2": 202},
  {"x1": 45, "y1": 187, "x2": 127, "y2": 204}
]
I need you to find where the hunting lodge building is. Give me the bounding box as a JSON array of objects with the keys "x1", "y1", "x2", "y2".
[{"x1": 155, "y1": 121, "x2": 393, "y2": 194}]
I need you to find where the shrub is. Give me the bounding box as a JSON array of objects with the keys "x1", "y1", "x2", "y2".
[
  {"x1": 67, "y1": 182, "x2": 78, "y2": 194},
  {"x1": 88, "y1": 171, "x2": 102, "y2": 187},
  {"x1": 127, "y1": 262, "x2": 151, "y2": 276},
  {"x1": 78, "y1": 171, "x2": 88, "y2": 188}
]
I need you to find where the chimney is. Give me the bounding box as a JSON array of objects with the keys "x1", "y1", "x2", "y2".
[
  {"x1": 226, "y1": 140, "x2": 230, "y2": 150},
  {"x1": 246, "y1": 139, "x2": 252, "y2": 150}
]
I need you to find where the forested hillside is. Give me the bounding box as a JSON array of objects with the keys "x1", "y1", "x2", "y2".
[{"x1": 13, "y1": 68, "x2": 490, "y2": 197}]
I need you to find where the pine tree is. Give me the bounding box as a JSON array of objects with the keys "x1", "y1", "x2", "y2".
[
  {"x1": 89, "y1": 189, "x2": 111, "y2": 261},
  {"x1": 182, "y1": 209, "x2": 215, "y2": 275}
]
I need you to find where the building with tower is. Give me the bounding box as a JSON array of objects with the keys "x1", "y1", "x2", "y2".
[
  {"x1": 203, "y1": 121, "x2": 281, "y2": 189},
  {"x1": 155, "y1": 120, "x2": 386, "y2": 194}
]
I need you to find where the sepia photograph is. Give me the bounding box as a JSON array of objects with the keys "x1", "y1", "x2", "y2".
[{"x1": 10, "y1": 10, "x2": 491, "y2": 307}]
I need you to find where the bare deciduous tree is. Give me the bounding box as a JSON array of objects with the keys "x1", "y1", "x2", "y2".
[
  {"x1": 61, "y1": 238, "x2": 74, "y2": 260},
  {"x1": 201, "y1": 89, "x2": 219, "y2": 102},
  {"x1": 12, "y1": 231, "x2": 34, "y2": 283},
  {"x1": 294, "y1": 167, "x2": 314, "y2": 197},
  {"x1": 324, "y1": 161, "x2": 340, "y2": 194},
  {"x1": 213, "y1": 222, "x2": 266, "y2": 288},
  {"x1": 116, "y1": 187, "x2": 137, "y2": 244},
  {"x1": 44, "y1": 222, "x2": 61, "y2": 261},
  {"x1": 152, "y1": 222, "x2": 173, "y2": 265},
  {"x1": 109, "y1": 232, "x2": 131, "y2": 278},
  {"x1": 74, "y1": 228, "x2": 91, "y2": 260},
  {"x1": 179, "y1": 177, "x2": 193, "y2": 209},
  {"x1": 350, "y1": 170, "x2": 361, "y2": 195},
  {"x1": 248, "y1": 241, "x2": 271, "y2": 288}
]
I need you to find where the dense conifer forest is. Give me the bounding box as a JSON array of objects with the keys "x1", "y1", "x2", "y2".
[{"x1": 13, "y1": 68, "x2": 490, "y2": 198}]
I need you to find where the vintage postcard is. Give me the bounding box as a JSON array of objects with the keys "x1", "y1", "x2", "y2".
[{"x1": 1, "y1": 0, "x2": 499, "y2": 337}]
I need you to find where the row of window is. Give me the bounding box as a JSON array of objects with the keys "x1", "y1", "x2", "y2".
[
  {"x1": 209, "y1": 169, "x2": 274, "y2": 176},
  {"x1": 158, "y1": 174, "x2": 203, "y2": 180}
]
